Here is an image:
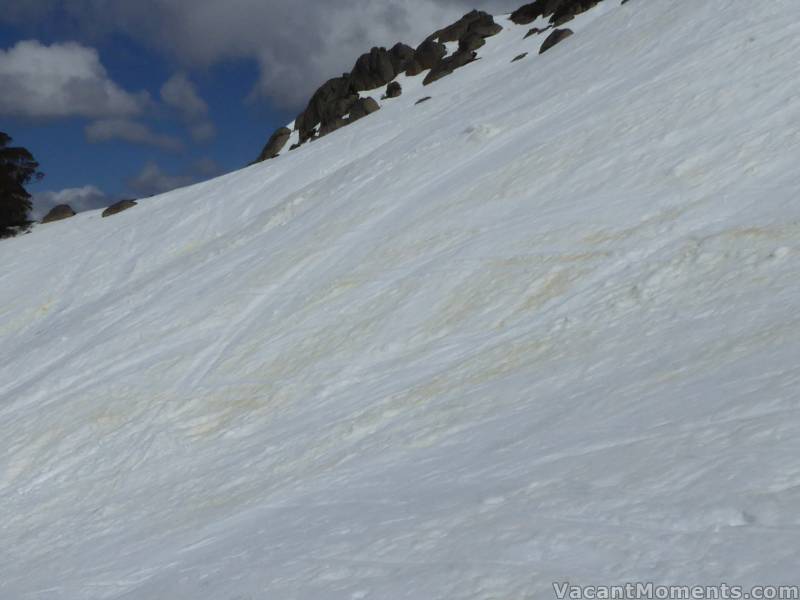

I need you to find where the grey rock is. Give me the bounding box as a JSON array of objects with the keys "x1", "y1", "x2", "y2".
[
  {"x1": 540, "y1": 28, "x2": 574, "y2": 53},
  {"x1": 350, "y1": 47, "x2": 397, "y2": 92},
  {"x1": 423, "y1": 50, "x2": 478, "y2": 86},
  {"x1": 434, "y1": 10, "x2": 502, "y2": 43},
  {"x1": 433, "y1": 10, "x2": 478, "y2": 43},
  {"x1": 102, "y1": 200, "x2": 137, "y2": 218},
  {"x1": 349, "y1": 97, "x2": 381, "y2": 120},
  {"x1": 468, "y1": 20, "x2": 503, "y2": 38},
  {"x1": 414, "y1": 39, "x2": 447, "y2": 71},
  {"x1": 552, "y1": 0, "x2": 601, "y2": 25},
  {"x1": 296, "y1": 75, "x2": 358, "y2": 143},
  {"x1": 511, "y1": 1, "x2": 547, "y2": 24},
  {"x1": 405, "y1": 59, "x2": 425, "y2": 77},
  {"x1": 319, "y1": 117, "x2": 349, "y2": 137},
  {"x1": 41, "y1": 204, "x2": 76, "y2": 224},
  {"x1": 458, "y1": 32, "x2": 486, "y2": 53},
  {"x1": 389, "y1": 43, "x2": 415, "y2": 72},
  {"x1": 384, "y1": 81, "x2": 402, "y2": 99},
  {"x1": 511, "y1": 0, "x2": 604, "y2": 26},
  {"x1": 256, "y1": 127, "x2": 292, "y2": 162}
]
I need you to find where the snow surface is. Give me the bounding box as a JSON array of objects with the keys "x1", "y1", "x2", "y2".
[{"x1": 3, "y1": 1, "x2": 800, "y2": 598}]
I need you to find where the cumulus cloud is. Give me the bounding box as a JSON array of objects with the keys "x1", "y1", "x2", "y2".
[
  {"x1": 128, "y1": 161, "x2": 196, "y2": 196},
  {"x1": 161, "y1": 72, "x2": 208, "y2": 120},
  {"x1": 85, "y1": 119, "x2": 184, "y2": 151},
  {"x1": 0, "y1": 1, "x2": 516, "y2": 109},
  {"x1": 0, "y1": 40, "x2": 148, "y2": 119},
  {"x1": 188, "y1": 121, "x2": 216, "y2": 142},
  {"x1": 161, "y1": 72, "x2": 216, "y2": 141},
  {"x1": 31, "y1": 185, "x2": 109, "y2": 220}
]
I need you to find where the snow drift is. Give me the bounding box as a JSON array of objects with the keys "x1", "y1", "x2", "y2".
[{"x1": 2, "y1": 1, "x2": 800, "y2": 598}]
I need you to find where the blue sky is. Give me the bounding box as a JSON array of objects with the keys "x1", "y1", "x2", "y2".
[
  {"x1": 0, "y1": 21, "x2": 294, "y2": 210},
  {"x1": 0, "y1": 0, "x2": 510, "y2": 217}
]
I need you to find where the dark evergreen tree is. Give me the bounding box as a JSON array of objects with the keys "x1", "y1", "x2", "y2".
[{"x1": 1, "y1": 132, "x2": 43, "y2": 238}]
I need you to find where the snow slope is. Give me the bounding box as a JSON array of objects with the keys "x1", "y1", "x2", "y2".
[{"x1": 3, "y1": 1, "x2": 800, "y2": 597}]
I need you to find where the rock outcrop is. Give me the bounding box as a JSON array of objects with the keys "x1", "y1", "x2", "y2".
[
  {"x1": 41, "y1": 204, "x2": 75, "y2": 224},
  {"x1": 552, "y1": 0, "x2": 601, "y2": 25},
  {"x1": 540, "y1": 28, "x2": 574, "y2": 53},
  {"x1": 349, "y1": 97, "x2": 381, "y2": 121},
  {"x1": 511, "y1": 1, "x2": 547, "y2": 25},
  {"x1": 350, "y1": 48, "x2": 399, "y2": 92},
  {"x1": 384, "y1": 81, "x2": 402, "y2": 99},
  {"x1": 413, "y1": 39, "x2": 448, "y2": 72},
  {"x1": 256, "y1": 127, "x2": 292, "y2": 162},
  {"x1": 289, "y1": 41, "x2": 419, "y2": 148},
  {"x1": 252, "y1": 8, "x2": 513, "y2": 161},
  {"x1": 423, "y1": 50, "x2": 478, "y2": 86},
  {"x1": 102, "y1": 200, "x2": 137, "y2": 218},
  {"x1": 459, "y1": 32, "x2": 486, "y2": 53},
  {"x1": 405, "y1": 59, "x2": 425, "y2": 77},
  {"x1": 432, "y1": 10, "x2": 502, "y2": 43},
  {"x1": 318, "y1": 117, "x2": 349, "y2": 137},
  {"x1": 511, "y1": 0, "x2": 604, "y2": 26},
  {"x1": 295, "y1": 76, "x2": 359, "y2": 144},
  {"x1": 414, "y1": 11, "x2": 500, "y2": 86},
  {"x1": 389, "y1": 43, "x2": 416, "y2": 72}
]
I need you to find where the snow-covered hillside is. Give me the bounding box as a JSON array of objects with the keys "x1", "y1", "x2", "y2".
[{"x1": 3, "y1": 1, "x2": 800, "y2": 597}]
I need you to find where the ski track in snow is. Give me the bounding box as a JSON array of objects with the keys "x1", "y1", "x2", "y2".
[{"x1": 2, "y1": 0, "x2": 800, "y2": 598}]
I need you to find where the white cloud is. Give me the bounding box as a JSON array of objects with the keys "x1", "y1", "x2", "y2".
[
  {"x1": 128, "y1": 161, "x2": 195, "y2": 196},
  {"x1": 85, "y1": 119, "x2": 184, "y2": 151},
  {"x1": 161, "y1": 72, "x2": 216, "y2": 141},
  {"x1": 188, "y1": 121, "x2": 216, "y2": 142},
  {"x1": 31, "y1": 185, "x2": 109, "y2": 220},
  {"x1": 161, "y1": 72, "x2": 208, "y2": 119},
  {"x1": 0, "y1": 40, "x2": 148, "y2": 119}
]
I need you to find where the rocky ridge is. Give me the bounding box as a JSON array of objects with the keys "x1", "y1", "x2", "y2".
[{"x1": 254, "y1": 1, "x2": 609, "y2": 164}]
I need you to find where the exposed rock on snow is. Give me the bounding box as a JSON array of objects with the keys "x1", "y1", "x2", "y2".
[
  {"x1": 404, "y1": 58, "x2": 425, "y2": 77},
  {"x1": 413, "y1": 38, "x2": 448, "y2": 72},
  {"x1": 432, "y1": 10, "x2": 503, "y2": 43},
  {"x1": 349, "y1": 97, "x2": 381, "y2": 121},
  {"x1": 540, "y1": 28, "x2": 574, "y2": 53},
  {"x1": 511, "y1": 0, "x2": 605, "y2": 26},
  {"x1": 389, "y1": 43, "x2": 416, "y2": 73},
  {"x1": 459, "y1": 32, "x2": 486, "y2": 53},
  {"x1": 295, "y1": 76, "x2": 358, "y2": 144},
  {"x1": 383, "y1": 81, "x2": 403, "y2": 99},
  {"x1": 255, "y1": 127, "x2": 292, "y2": 162},
  {"x1": 101, "y1": 199, "x2": 137, "y2": 218},
  {"x1": 510, "y1": 1, "x2": 546, "y2": 25},
  {"x1": 552, "y1": 0, "x2": 602, "y2": 25},
  {"x1": 41, "y1": 204, "x2": 76, "y2": 224},
  {"x1": 423, "y1": 50, "x2": 479, "y2": 86},
  {"x1": 257, "y1": 10, "x2": 501, "y2": 159},
  {"x1": 318, "y1": 116, "x2": 348, "y2": 137},
  {"x1": 350, "y1": 47, "x2": 399, "y2": 92}
]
